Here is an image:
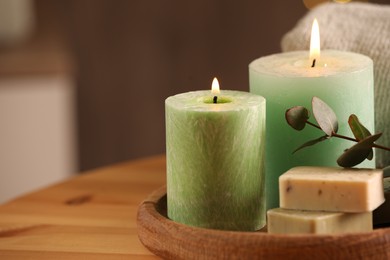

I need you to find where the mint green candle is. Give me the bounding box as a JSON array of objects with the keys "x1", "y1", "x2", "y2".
[
  {"x1": 249, "y1": 50, "x2": 375, "y2": 210},
  {"x1": 165, "y1": 89, "x2": 266, "y2": 231}
]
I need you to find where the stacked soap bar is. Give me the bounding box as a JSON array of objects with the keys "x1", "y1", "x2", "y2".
[
  {"x1": 267, "y1": 167, "x2": 384, "y2": 234},
  {"x1": 268, "y1": 208, "x2": 372, "y2": 234}
]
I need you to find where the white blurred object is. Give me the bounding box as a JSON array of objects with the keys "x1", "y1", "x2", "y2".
[
  {"x1": 0, "y1": 76, "x2": 76, "y2": 203},
  {"x1": 0, "y1": 0, "x2": 35, "y2": 45},
  {"x1": 282, "y1": 2, "x2": 390, "y2": 168}
]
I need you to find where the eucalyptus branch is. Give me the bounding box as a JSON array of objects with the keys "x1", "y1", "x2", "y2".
[
  {"x1": 304, "y1": 119, "x2": 390, "y2": 152},
  {"x1": 285, "y1": 97, "x2": 390, "y2": 167},
  {"x1": 373, "y1": 143, "x2": 390, "y2": 152},
  {"x1": 305, "y1": 120, "x2": 322, "y2": 130},
  {"x1": 331, "y1": 132, "x2": 358, "y2": 143}
]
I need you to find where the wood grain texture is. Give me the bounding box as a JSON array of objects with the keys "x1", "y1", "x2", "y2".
[
  {"x1": 0, "y1": 155, "x2": 166, "y2": 259},
  {"x1": 138, "y1": 186, "x2": 390, "y2": 260}
]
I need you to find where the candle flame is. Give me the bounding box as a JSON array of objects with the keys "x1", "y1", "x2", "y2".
[
  {"x1": 309, "y1": 18, "x2": 320, "y2": 61},
  {"x1": 211, "y1": 77, "x2": 220, "y2": 94}
]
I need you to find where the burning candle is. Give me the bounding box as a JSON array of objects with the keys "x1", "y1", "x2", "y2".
[
  {"x1": 165, "y1": 78, "x2": 266, "y2": 231},
  {"x1": 249, "y1": 19, "x2": 375, "y2": 210}
]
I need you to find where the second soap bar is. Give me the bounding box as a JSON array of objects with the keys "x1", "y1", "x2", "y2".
[
  {"x1": 267, "y1": 208, "x2": 372, "y2": 234},
  {"x1": 279, "y1": 167, "x2": 384, "y2": 212}
]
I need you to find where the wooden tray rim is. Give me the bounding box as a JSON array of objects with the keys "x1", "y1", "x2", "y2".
[{"x1": 137, "y1": 186, "x2": 390, "y2": 259}]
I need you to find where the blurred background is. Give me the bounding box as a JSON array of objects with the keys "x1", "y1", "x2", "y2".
[{"x1": 0, "y1": 0, "x2": 388, "y2": 203}]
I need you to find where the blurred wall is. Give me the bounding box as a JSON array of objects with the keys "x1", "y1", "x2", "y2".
[
  {"x1": 64, "y1": 1, "x2": 308, "y2": 171},
  {"x1": 47, "y1": 0, "x2": 390, "y2": 171},
  {"x1": 0, "y1": 0, "x2": 76, "y2": 203}
]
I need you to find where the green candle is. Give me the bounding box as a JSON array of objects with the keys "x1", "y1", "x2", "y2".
[
  {"x1": 165, "y1": 82, "x2": 266, "y2": 231},
  {"x1": 249, "y1": 50, "x2": 375, "y2": 210}
]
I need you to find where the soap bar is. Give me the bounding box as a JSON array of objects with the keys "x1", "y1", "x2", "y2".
[
  {"x1": 267, "y1": 208, "x2": 373, "y2": 234},
  {"x1": 279, "y1": 167, "x2": 384, "y2": 212}
]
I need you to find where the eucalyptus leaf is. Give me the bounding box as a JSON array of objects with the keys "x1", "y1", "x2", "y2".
[
  {"x1": 348, "y1": 114, "x2": 372, "y2": 141},
  {"x1": 293, "y1": 135, "x2": 328, "y2": 154},
  {"x1": 337, "y1": 133, "x2": 382, "y2": 167},
  {"x1": 312, "y1": 97, "x2": 338, "y2": 136},
  {"x1": 348, "y1": 114, "x2": 373, "y2": 160},
  {"x1": 285, "y1": 106, "x2": 309, "y2": 131}
]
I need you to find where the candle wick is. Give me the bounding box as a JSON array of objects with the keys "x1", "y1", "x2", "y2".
[
  {"x1": 311, "y1": 59, "x2": 316, "y2": 68},
  {"x1": 213, "y1": 96, "x2": 218, "y2": 104}
]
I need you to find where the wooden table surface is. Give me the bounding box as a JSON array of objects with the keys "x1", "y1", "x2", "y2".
[{"x1": 0, "y1": 155, "x2": 165, "y2": 259}]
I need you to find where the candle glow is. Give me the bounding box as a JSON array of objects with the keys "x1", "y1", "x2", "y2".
[
  {"x1": 211, "y1": 77, "x2": 220, "y2": 94},
  {"x1": 309, "y1": 18, "x2": 320, "y2": 62}
]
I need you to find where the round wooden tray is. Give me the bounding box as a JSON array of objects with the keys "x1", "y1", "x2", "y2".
[{"x1": 137, "y1": 186, "x2": 390, "y2": 259}]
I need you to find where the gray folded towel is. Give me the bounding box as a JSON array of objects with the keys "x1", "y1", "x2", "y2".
[{"x1": 282, "y1": 2, "x2": 390, "y2": 168}]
